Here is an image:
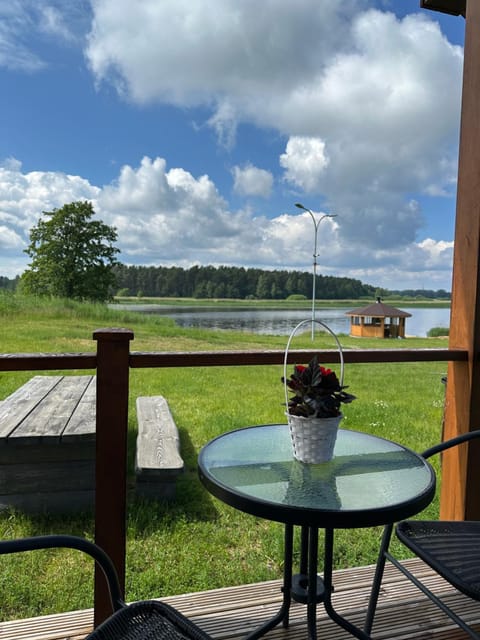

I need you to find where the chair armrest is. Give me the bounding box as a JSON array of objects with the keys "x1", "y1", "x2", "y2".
[
  {"x1": 421, "y1": 429, "x2": 480, "y2": 459},
  {"x1": 0, "y1": 534, "x2": 124, "y2": 611}
]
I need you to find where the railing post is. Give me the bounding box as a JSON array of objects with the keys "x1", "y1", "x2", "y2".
[
  {"x1": 441, "y1": 1, "x2": 480, "y2": 520},
  {"x1": 93, "y1": 328, "x2": 134, "y2": 625}
]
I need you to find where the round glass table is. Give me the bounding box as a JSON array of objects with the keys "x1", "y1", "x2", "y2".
[{"x1": 198, "y1": 425, "x2": 436, "y2": 640}]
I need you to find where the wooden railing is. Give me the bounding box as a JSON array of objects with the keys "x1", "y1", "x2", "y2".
[{"x1": 0, "y1": 329, "x2": 468, "y2": 624}]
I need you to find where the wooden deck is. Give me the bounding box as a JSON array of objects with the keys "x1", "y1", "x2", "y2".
[{"x1": 2, "y1": 558, "x2": 479, "y2": 640}]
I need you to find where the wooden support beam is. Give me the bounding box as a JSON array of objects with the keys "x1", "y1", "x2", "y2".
[
  {"x1": 440, "y1": 0, "x2": 480, "y2": 520},
  {"x1": 92, "y1": 328, "x2": 134, "y2": 625}
]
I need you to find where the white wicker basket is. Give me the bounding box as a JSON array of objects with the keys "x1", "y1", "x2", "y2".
[
  {"x1": 284, "y1": 319, "x2": 345, "y2": 464},
  {"x1": 286, "y1": 412, "x2": 342, "y2": 463}
]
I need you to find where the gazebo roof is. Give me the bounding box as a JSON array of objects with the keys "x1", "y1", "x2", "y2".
[{"x1": 346, "y1": 299, "x2": 412, "y2": 318}]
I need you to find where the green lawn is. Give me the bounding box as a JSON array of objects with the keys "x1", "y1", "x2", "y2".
[{"x1": 0, "y1": 293, "x2": 448, "y2": 620}]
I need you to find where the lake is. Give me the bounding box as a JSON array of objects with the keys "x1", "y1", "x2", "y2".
[{"x1": 113, "y1": 304, "x2": 450, "y2": 337}]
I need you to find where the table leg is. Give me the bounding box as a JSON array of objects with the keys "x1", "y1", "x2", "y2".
[
  {"x1": 245, "y1": 524, "x2": 293, "y2": 640},
  {"x1": 291, "y1": 526, "x2": 324, "y2": 639},
  {"x1": 247, "y1": 525, "x2": 372, "y2": 640},
  {"x1": 307, "y1": 526, "x2": 319, "y2": 640},
  {"x1": 300, "y1": 525, "x2": 309, "y2": 576},
  {"x1": 364, "y1": 523, "x2": 393, "y2": 635},
  {"x1": 291, "y1": 526, "x2": 372, "y2": 639},
  {"x1": 322, "y1": 528, "x2": 372, "y2": 640},
  {"x1": 291, "y1": 526, "x2": 325, "y2": 605}
]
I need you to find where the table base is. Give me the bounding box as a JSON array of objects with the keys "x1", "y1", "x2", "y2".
[{"x1": 246, "y1": 525, "x2": 372, "y2": 640}]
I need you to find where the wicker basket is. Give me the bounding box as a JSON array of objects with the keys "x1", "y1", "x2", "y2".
[
  {"x1": 284, "y1": 319, "x2": 345, "y2": 464},
  {"x1": 286, "y1": 412, "x2": 342, "y2": 463}
]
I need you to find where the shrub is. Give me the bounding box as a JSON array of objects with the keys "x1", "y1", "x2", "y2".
[
  {"x1": 427, "y1": 326, "x2": 449, "y2": 337},
  {"x1": 286, "y1": 294, "x2": 307, "y2": 301}
]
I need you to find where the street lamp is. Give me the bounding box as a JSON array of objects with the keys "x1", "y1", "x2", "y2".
[{"x1": 295, "y1": 203, "x2": 337, "y2": 340}]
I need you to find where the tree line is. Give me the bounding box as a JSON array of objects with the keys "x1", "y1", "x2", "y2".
[
  {"x1": 0, "y1": 276, "x2": 19, "y2": 291},
  {"x1": 113, "y1": 263, "x2": 372, "y2": 300},
  {"x1": 0, "y1": 264, "x2": 451, "y2": 301},
  {"x1": 0, "y1": 263, "x2": 451, "y2": 301}
]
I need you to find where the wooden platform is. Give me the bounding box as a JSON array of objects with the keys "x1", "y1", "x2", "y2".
[{"x1": 2, "y1": 558, "x2": 480, "y2": 640}]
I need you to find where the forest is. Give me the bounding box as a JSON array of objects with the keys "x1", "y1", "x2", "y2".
[
  {"x1": 0, "y1": 265, "x2": 451, "y2": 301},
  {"x1": 113, "y1": 264, "x2": 374, "y2": 299},
  {"x1": 112, "y1": 264, "x2": 450, "y2": 301}
]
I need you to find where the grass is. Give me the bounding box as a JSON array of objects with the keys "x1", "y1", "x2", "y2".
[
  {"x1": 0, "y1": 292, "x2": 448, "y2": 620},
  {"x1": 116, "y1": 295, "x2": 451, "y2": 309}
]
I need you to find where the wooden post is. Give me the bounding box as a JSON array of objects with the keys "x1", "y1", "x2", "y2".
[
  {"x1": 440, "y1": 1, "x2": 480, "y2": 520},
  {"x1": 93, "y1": 328, "x2": 134, "y2": 625}
]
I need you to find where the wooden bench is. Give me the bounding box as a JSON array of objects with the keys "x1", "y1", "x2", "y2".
[
  {"x1": 135, "y1": 396, "x2": 184, "y2": 500},
  {"x1": 0, "y1": 375, "x2": 96, "y2": 513}
]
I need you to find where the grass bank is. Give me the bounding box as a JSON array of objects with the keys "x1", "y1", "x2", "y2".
[
  {"x1": 0, "y1": 293, "x2": 448, "y2": 620},
  {"x1": 115, "y1": 295, "x2": 451, "y2": 309}
]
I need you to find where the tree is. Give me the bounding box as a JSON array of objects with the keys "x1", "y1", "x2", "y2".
[{"x1": 21, "y1": 201, "x2": 119, "y2": 302}]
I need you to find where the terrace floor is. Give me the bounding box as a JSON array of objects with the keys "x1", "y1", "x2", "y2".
[{"x1": 2, "y1": 558, "x2": 479, "y2": 640}]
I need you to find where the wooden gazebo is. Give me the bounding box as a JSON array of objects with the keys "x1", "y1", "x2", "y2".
[{"x1": 346, "y1": 298, "x2": 412, "y2": 339}]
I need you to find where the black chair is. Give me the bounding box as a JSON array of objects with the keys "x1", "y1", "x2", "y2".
[
  {"x1": 0, "y1": 535, "x2": 213, "y2": 640},
  {"x1": 365, "y1": 429, "x2": 480, "y2": 639}
]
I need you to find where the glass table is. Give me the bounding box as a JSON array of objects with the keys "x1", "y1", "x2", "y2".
[{"x1": 198, "y1": 425, "x2": 436, "y2": 640}]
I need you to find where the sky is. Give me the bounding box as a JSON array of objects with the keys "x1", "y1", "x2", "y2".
[{"x1": 0, "y1": 1, "x2": 467, "y2": 291}]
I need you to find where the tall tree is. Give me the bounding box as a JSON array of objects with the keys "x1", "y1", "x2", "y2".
[{"x1": 21, "y1": 201, "x2": 119, "y2": 302}]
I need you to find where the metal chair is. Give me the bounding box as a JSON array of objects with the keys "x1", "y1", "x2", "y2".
[
  {"x1": 364, "y1": 429, "x2": 480, "y2": 639},
  {"x1": 0, "y1": 535, "x2": 213, "y2": 640}
]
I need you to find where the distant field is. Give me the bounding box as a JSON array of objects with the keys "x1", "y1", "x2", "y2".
[{"x1": 114, "y1": 295, "x2": 451, "y2": 308}]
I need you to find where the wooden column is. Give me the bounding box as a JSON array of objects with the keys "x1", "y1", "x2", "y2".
[
  {"x1": 93, "y1": 328, "x2": 134, "y2": 625},
  {"x1": 441, "y1": 0, "x2": 480, "y2": 520}
]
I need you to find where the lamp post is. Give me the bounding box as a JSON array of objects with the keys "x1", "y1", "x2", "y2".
[{"x1": 295, "y1": 203, "x2": 337, "y2": 340}]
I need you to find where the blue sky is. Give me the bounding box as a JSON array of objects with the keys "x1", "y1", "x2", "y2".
[{"x1": 0, "y1": 1, "x2": 466, "y2": 291}]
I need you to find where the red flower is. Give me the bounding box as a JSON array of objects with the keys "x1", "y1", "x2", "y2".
[{"x1": 282, "y1": 355, "x2": 356, "y2": 418}]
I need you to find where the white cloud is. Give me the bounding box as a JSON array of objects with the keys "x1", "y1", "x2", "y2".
[
  {"x1": 85, "y1": 2, "x2": 462, "y2": 257},
  {"x1": 232, "y1": 164, "x2": 273, "y2": 198},
  {"x1": 277, "y1": 10, "x2": 462, "y2": 250},
  {"x1": 0, "y1": 2, "x2": 461, "y2": 291},
  {"x1": 98, "y1": 156, "x2": 262, "y2": 263},
  {"x1": 280, "y1": 138, "x2": 329, "y2": 193},
  {"x1": 0, "y1": 2, "x2": 90, "y2": 71},
  {"x1": 207, "y1": 100, "x2": 238, "y2": 150},
  {"x1": 0, "y1": 159, "x2": 99, "y2": 276},
  {"x1": 0, "y1": 2, "x2": 45, "y2": 71},
  {"x1": 0, "y1": 157, "x2": 454, "y2": 289},
  {"x1": 0, "y1": 225, "x2": 23, "y2": 250},
  {"x1": 38, "y1": 6, "x2": 75, "y2": 41},
  {"x1": 86, "y1": 0, "x2": 365, "y2": 107},
  {"x1": 85, "y1": 3, "x2": 461, "y2": 151}
]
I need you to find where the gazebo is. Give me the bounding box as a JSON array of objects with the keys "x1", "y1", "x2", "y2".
[{"x1": 346, "y1": 298, "x2": 412, "y2": 339}]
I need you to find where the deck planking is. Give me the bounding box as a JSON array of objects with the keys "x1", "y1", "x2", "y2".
[{"x1": 1, "y1": 558, "x2": 479, "y2": 640}]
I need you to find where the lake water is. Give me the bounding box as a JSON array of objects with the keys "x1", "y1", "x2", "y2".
[{"x1": 114, "y1": 304, "x2": 450, "y2": 337}]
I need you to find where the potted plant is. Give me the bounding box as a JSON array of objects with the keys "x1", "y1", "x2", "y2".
[
  {"x1": 283, "y1": 355, "x2": 356, "y2": 463},
  {"x1": 283, "y1": 355, "x2": 356, "y2": 418}
]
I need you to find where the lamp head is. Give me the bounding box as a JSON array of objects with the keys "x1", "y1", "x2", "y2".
[{"x1": 295, "y1": 203, "x2": 338, "y2": 219}]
